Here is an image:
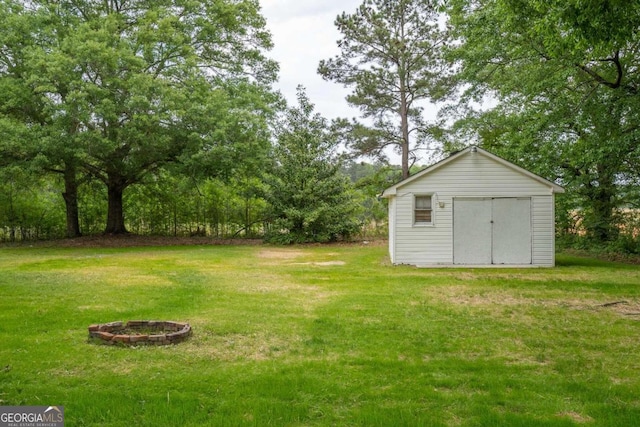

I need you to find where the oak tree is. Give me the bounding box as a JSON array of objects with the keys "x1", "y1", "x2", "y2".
[{"x1": 1, "y1": 0, "x2": 278, "y2": 234}]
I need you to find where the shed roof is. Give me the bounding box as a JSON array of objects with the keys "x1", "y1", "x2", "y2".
[{"x1": 381, "y1": 145, "x2": 565, "y2": 198}]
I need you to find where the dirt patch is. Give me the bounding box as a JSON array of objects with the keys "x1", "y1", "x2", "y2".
[
  {"x1": 234, "y1": 282, "x2": 340, "y2": 313},
  {"x1": 6, "y1": 234, "x2": 387, "y2": 249},
  {"x1": 293, "y1": 261, "x2": 346, "y2": 266},
  {"x1": 257, "y1": 249, "x2": 306, "y2": 259},
  {"x1": 58, "y1": 234, "x2": 262, "y2": 248},
  {"x1": 595, "y1": 300, "x2": 640, "y2": 318},
  {"x1": 75, "y1": 267, "x2": 174, "y2": 287},
  {"x1": 185, "y1": 331, "x2": 302, "y2": 361},
  {"x1": 425, "y1": 286, "x2": 640, "y2": 322},
  {"x1": 424, "y1": 285, "x2": 537, "y2": 307},
  {"x1": 14, "y1": 234, "x2": 263, "y2": 248},
  {"x1": 557, "y1": 411, "x2": 593, "y2": 424},
  {"x1": 257, "y1": 250, "x2": 348, "y2": 267}
]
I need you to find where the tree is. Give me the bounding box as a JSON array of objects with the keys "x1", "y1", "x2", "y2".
[
  {"x1": 1, "y1": 0, "x2": 278, "y2": 234},
  {"x1": 318, "y1": 0, "x2": 450, "y2": 179},
  {"x1": 341, "y1": 160, "x2": 400, "y2": 237},
  {"x1": 444, "y1": 0, "x2": 640, "y2": 242},
  {"x1": 0, "y1": 164, "x2": 65, "y2": 241},
  {"x1": 0, "y1": 1, "x2": 84, "y2": 237},
  {"x1": 264, "y1": 87, "x2": 362, "y2": 244}
]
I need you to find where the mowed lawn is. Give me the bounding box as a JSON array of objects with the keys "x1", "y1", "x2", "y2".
[{"x1": 1, "y1": 243, "x2": 639, "y2": 426}]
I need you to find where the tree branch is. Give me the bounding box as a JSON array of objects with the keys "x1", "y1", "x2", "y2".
[{"x1": 575, "y1": 50, "x2": 636, "y2": 94}]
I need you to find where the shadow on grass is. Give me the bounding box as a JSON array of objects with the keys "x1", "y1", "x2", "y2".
[{"x1": 557, "y1": 251, "x2": 640, "y2": 270}]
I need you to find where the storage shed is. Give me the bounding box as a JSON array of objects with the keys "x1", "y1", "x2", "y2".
[{"x1": 381, "y1": 146, "x2": 565, "y2": 267}]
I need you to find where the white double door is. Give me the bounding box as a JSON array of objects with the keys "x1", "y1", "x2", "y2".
[{"x1": 453, "y1": 197, "x2": 532, "y2": 265}]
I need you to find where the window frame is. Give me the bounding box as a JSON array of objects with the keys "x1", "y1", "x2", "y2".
[{"x1": 413, "y1": 194, "x2": 435, "y2": 226}]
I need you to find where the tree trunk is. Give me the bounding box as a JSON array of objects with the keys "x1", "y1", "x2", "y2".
[
  {"x1": 61, "y1": 164, "x2": 82, "y2": 238},
  {"x1": 399, "y1": 7, "x2": 410, "y2": 181},
  {"x1": 584, "y1": 164, "x2": 618, "y2": 242},
  {"x1": 104, "y1": 177, "x2": 128, "y2": 234},
  {"x1": 399, "y1": 85, "x2": 410, "y2": 180}
]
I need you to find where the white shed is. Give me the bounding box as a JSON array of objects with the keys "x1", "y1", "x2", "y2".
[{"x1": 381, "y1": 146, "x2": 565, "y2": 267}]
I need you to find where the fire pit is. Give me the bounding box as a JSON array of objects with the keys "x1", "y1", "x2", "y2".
[{"x1": 88, "y1": 320, "x2": 191, "y2": 346}]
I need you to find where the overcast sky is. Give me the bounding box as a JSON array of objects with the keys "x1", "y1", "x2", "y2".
[
  {"x1": 259, "y1": 0, "x2": 443, "y2": 164},
  {"x1": 260, "y1": 0, "x2": 363, "y2": 120}
]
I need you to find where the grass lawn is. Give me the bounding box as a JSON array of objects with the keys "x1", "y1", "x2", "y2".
[{"x1": 1, "y1": 242, "x2": 639, "y2": 426}]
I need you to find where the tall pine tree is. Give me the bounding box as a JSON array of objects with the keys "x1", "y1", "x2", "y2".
[{"x1": 319, "y1": 0, "x2": 450, "y2": 179}]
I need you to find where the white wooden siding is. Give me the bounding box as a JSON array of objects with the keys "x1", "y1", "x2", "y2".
[
  {"x1": 388, "y1": 197, "x2": 396, "y2": 263},
  {"x1": 390, "y1": 153, "x2": 557, "y2": 266},
  {"x1": 531, "y1": 196, "x2": 555, "y2": 266}
]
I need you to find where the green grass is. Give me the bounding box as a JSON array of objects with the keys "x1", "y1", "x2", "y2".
[{"x1": 1, "y1": 243, "x2": 639, "y2": 426}]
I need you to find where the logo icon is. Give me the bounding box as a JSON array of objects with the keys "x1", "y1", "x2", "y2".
[{"x1": 0, "y1": 405, "x2": 64, "y2": 426}]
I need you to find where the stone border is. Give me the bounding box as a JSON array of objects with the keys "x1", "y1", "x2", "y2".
[{"x1": 88, "y1": 320, "x2": 192, "y2": 346}]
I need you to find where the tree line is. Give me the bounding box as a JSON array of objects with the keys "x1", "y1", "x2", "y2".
[
  {"x1": 0, "y1": 153, "x2": 392, "y2": 242},
  {"x1": 0, "y1": 0, "x2": 391, "y2": 243},
  {"x1": 1, "y1": 0, "x2": 639, "y2": 252}
]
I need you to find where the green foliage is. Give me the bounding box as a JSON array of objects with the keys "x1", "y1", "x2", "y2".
[
  {"x1": 0, "y1": 1, "x2": 390, "y2": 242},
  {"x1": 0, "y1": 166, "x2": 65, "y2": 241},
  {"x1": 0, "y1": 170, "x2": 273, "y2": 241},
  {"x1": 0, "y1": 0, "x2": 278, "y2": 234},
  {"x1": 264, "y1": 88, "x2": 362, "y2": 244},
  {"x1": 443, "y1": 0, "x2": 640, "y2": 245},
  {"x1": 341, "y1": 160, "x2": 402, "y2": 237},
  {"x1": 319, "y1": 0, "x2": 450, "y2": 178},
  {"x1": 124, "y1": 172, "x2": 268, "y2": 238},
  {"x1": 77, "y1": 180, "x2": 107, "y2": 236}
]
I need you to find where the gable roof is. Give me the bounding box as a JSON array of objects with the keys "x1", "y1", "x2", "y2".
[{"x1": 381, "y1": 145, "x2": 565, "y2": 198}]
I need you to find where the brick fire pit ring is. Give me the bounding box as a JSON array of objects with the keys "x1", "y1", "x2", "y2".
[{"x1": 88, "y1": 320, "x2": 191, "y2": 346}]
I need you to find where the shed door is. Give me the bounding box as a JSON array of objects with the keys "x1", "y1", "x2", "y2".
[
  {"x1": 453, "y1": 198, "x2": 531, "y2": 265},
  {"x1": 453, "y1": 198, "x2": 492, "y2": 264},
  {"x1": 492, "y1": 198, "x2": 531, "y2": 264}
]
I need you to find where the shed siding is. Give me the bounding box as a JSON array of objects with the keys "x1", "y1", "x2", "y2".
[
  {"x1": 531, "y1": 196, "x2": 555, "y2": 266},
  {"x1": 391, "y1": 153, "x2": 556, "y2": 266},
  {"x1": 388, "y1": 196, "x2": 397, "y2": 263}
]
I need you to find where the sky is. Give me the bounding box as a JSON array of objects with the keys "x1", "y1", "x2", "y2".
[
  {"x1": 260, "y1": 0, "x2": 363, "y2": 121},
  {"x1": 259, "y1": 0, "x2": 442, "y2": 164}
]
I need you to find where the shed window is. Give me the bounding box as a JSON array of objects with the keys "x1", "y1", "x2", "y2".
[{"x1": 414, "y1": 195, "x2": 432, "y2": 224}]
